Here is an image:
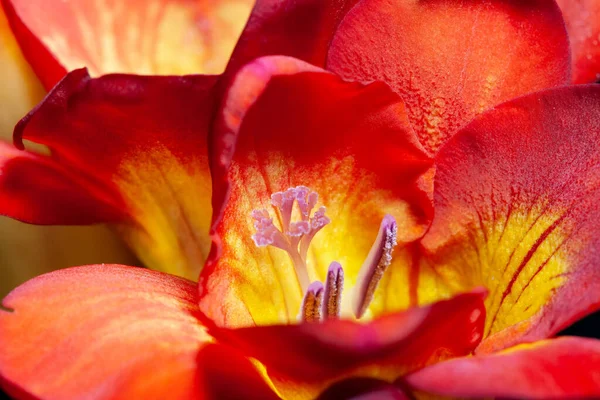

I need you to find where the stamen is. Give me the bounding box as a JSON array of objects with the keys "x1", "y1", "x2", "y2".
[
  {"x1": 352, "y1": 215, "x2": 398, "y2": 319},
  {"x1": 322, "y1": 262, "x2": 344, "y2": 319},
  {"x1": 251, "y1": 186, "x2": 330, "y2": 292},
  {"x1": 300, "y1": 281, "x2": 324, "y2": 322}
]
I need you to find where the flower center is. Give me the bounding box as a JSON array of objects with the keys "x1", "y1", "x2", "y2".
[{"x1": 251, "y1": 186, "x2": 398, "y2": 322}]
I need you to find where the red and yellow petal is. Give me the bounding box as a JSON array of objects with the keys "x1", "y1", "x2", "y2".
[
  {"x1": 208, "y1": 290, "x2": 485, "y2": 399},
  {"x1": 406, "y1": 337, "x2": 600, "y2": 399},
  {"x1": 0, "y1": 265, "x2": 211, "y2": 400},
  {"x1": 200, "y1": 55, "x2": 433, "y2": 327},
  {"x1": 326, "y1": 0, "x2": 571, "y2": 154},
  {"x1": 3, "y1": 69, "x2": 216, "y2": 280},
  {"x1": 556, "y1": 0, "x2": 600, "y2": 84},
  {"x1": 227, "y1": 0, "x2": 360, "y2": 73},
  {"x1": 1, "y1": 0, "x2": 254, "y2": 89},
  {"x1": 405, "y1": 85, "x2": 600, "y2": 352}
]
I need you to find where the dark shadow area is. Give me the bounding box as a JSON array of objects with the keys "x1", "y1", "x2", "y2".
[{"x1": 558, "y1": 309, "x2": 600, "y2": 339}]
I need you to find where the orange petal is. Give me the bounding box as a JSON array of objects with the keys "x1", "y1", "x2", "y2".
[
  {"x1": 413, "y1": 85, "x2": 600, "y2": 352},
  {"x1": 327, "y1": 0, "x2": 571, "y2": 154},
  {"x1": 200, "y1": 56, "x2": 432, "y2": 327},
  {"x1": 2, "y1": 0, "x2": 254, "y2": 88},
  {"x1": 207, "y1": 290, "x2": 485, "y2": 399},
  {"x1": 406, "y1": 337, "x2": 600, "y2": 399},
  {"x1": 556, "y1": 0, "x2": 600, "y2": 83},
  {"x1": 4, "y1": 69, "x2": 216, "y2": 280},
  {"x1": 0, "y1": 265, "x2": 211, "y2": 399}
]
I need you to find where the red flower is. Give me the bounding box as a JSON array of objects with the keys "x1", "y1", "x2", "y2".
[{"x1": 1, "y1": 0, "x2": 600, "y2": 399}]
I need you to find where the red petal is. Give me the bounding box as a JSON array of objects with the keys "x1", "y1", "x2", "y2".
[
  {"x1": 206, "y1": 290, "x2": 485, "y2": 398},
  {"x1": 327, "y1": 0, "x2": 571, "y2": 154},
  {"x1": 1, "y1": 0, "x2": 253, "y2": 89},
  {"x1": 198, "y1": 344, "x2": 281, "y2": 400},
  {"x1": 0, "y1": 140, "x2": 125, "y2": 224},
  {"x1": 8, "y1": 69, "x2": 216, "y2": 280},
  {"x1": 419, "y1": 85, "x2": 600, "y2": 352},
  {"x1": 202, "y1": 55, "x2": 432, "y2": 327},
  {"x1": 406, "y1": 337, "x2": 600, "y2": 399},
  {"x1": 556, "y1": 0, "x2": 600, "y2": 83},
  {"x1": 0, "y1": 265, "x2": 211, "y2": 400},
  {"x1": 227, "y1": 0, "x2": 359, "y2": 73}
]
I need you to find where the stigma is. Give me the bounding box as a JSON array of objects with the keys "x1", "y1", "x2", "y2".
[{"x1": 251, "y1": 186, "x2": 397, "y2": 322}]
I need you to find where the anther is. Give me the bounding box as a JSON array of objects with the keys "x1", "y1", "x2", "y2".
[
  {"x1": 300, "y1": 281, "x2": 324, "y2": 322},
  {"x1": 352, "y1": 215, "x2": 398, "y2": 319},
  {"x1": 322, "y1": 262, "x2": 344, "y2": 319}
]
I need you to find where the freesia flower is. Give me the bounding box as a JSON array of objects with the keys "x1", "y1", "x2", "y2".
[{"x1": 1, "y1": 0, "x2": 600, "y2": 399}]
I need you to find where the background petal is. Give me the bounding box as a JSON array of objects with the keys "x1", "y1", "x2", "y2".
[
  {"x1": 0, "y1": 3, "x2": 43, "y2": 134},
  {"x1": 201, "y1": 55, "x2": 432, "y2": 327},
  {"x1": 1, "y1": 0, "x2": 254, "y2": 88},
  {"x1": 0, "y1": 265, "x2": 211, "y2": 400},
  {"x1": 207, "y1": 290, "x2": 485, "y2": 399},
  {"x1": 227, "y1": 0, "x2": 359, "y2": 72},
  {"x1": 406, "y1": 337, "x2": 600, "y2": 399},
  {"x1": 418, "y1": 85, "x2": 600, "y2": 352},
  {"x1": 5, "y1": 69, "x2": 216, "y2": 280},
  {"x1": 327, "y1": 0, "x2": 571, "y2": 154},
  {"x1": 556, "y1": 0, "x2": 600, "y2": 83}
]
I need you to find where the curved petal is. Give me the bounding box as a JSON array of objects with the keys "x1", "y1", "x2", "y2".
[
  {"x1": 197, "y1": 344, "x2": 281, "y2": 400},
  {"x1": 0, "y1": 141, "x2": 126, "y2": 224},
  {"x1": 201, "y1": 55, "x2": 433, "y2": 327},
  {"x1": 227, "y1": 0, "x2": 360, "y2": 73},
  {"x1": 406, "y1": 337, "x2": 600, "y2": 399},
  {"x1": 1, "y1": 0, "x2": 254, "y2": 89},
  {"x1": 0, "y1": 265, "x2": 211, "y2": 400},
  {"x1": 326, "y1": 0, "x2": 571, "y2": 154},
  {"x1": 206, "y1": 290, "x2": 485, "y2": 399},
  {"x1": 6, "y1": 69, "x2": 216, "y2": 280},
  {"x1": 414, "y1": 85, "x2": 600, "y2": 352},
  {"x1": 556, "y1": 0, "x2": 600, "y2": 83}
]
